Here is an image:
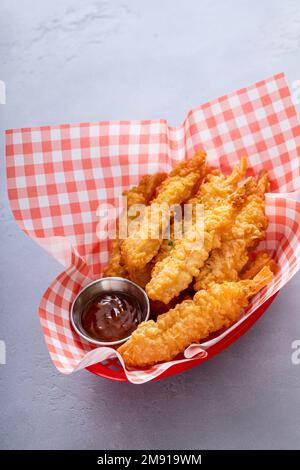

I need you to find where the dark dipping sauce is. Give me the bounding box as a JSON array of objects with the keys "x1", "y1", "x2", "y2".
[{"x1": 81, "y1": 292, "x2": 143, "y2": 342}]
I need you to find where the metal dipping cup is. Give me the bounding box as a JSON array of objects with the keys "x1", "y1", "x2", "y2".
[{"x1": 70, "y1": 277, "x2": 150, "y2": 346}]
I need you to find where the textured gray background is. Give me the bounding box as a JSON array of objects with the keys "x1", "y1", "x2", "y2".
[{"x1": 1, "y1": 0, "x2": 300, "y2": 450}]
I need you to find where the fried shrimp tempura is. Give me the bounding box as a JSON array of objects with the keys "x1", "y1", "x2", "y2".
[
  {"x1": 103, "y1": 172, "x2": 167, "y2": 278},
  {"x1": 124, "y1": 173, "x2": 167, "y2": 207},
  {"x1": 118, "y1": 267, "x2": 273, "y2": 367},
  {"x1": 121, "y1": 152, "x2": 207, "y2": 271},
  {"x1": 190, "y1": 156, "x2": 247, "y2": 209},
  {"x1": 146, "y1": 183, "x2": 249, "y2": 304},
  {"x1": 240, "y1": 251, "x2": 277, "y2": 280},
  {"x1": 153, "y1": 158, "x2": 247, "y2": 266},
  {"x1": 193, "y1": 239, "x2": 249, "y2": 289},
  {"x1": 193, "y1": 173, "x2": 269, "y2": 290}
]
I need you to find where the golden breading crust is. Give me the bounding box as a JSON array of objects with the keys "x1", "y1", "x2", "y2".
[
  {"x1": 121, "y1": 152, "x2": 207, "y2": 271},
  {"x1": 193, "y1": 239, "x2": 249, "y2": 288},
  {"x1": 193, "y1": 174, "x2": 269, "y2": 290},
  {"x1": 118, "y1": 267, "x2": 273, "y2": 367},
  {"x1": 146, "y1": 182, "x2": 250, "y2": 304},
  {"x1": 153, "y1": 158, "x2": 247, "y2": 266},
  {"x1": 103, "y1": 172, "x2": 167, "y2": 278},
  {"x1": 190, "y1": 156, "x2": 247, "y2": 209}
]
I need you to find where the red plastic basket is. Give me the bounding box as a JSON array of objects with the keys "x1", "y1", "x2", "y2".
[{"x1": 86, "y1": 293, "x2": 278, "y2": 382}]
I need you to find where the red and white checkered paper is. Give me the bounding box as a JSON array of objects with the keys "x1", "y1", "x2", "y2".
[{"x1": 6, "y1": 72, "x2": 300, "y2": 384}]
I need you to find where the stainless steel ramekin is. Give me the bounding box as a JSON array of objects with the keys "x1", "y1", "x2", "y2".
[{"x1": 70, "y1": 277, "x2": 150, "y2": 346}]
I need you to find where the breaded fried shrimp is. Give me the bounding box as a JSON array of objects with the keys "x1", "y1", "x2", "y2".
[
  {"x1": 119, "y1": 267, "x2": 273, "y2": 367},
  {"x1": 121, "y1": 152, "x2": 207, "y2": 271},
  {"x1": 103, "y1": 172, "x2": 166, "y2": 278},
  {"x1": 146, "y1": 183, "x2": 250, "y2": 304},
  {"x1": 194, "y1": 173, "x2": 269, "y2": 290}
]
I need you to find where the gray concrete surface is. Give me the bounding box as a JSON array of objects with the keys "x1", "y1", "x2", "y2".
[{"x1": 1, "y1": 0, "x2": 300, "y2": 450}]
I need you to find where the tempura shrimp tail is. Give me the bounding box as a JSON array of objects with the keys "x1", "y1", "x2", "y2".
[
  {"x1": 257, "y1": 169, "x2": 270, "y2": 196},
  {"x1": 240, "y1": 251, "x2": 278, "y2": 280},
  {"x1": 243, "y1": 266, "x2": 273, "y2": 296},
  {"x1": 226, "y1": 156, "x2": 248, "y2": 185}
]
